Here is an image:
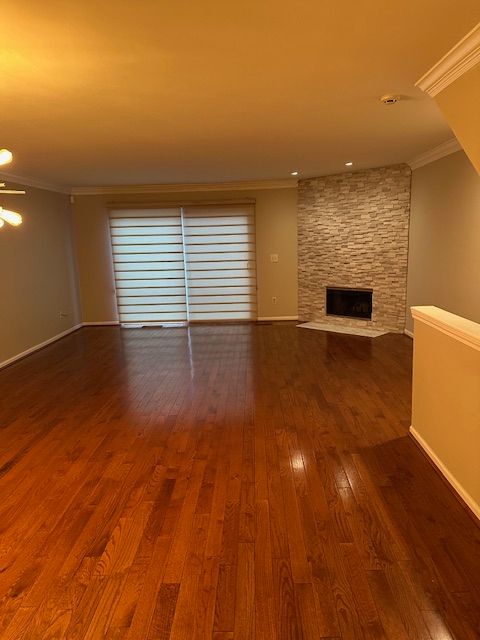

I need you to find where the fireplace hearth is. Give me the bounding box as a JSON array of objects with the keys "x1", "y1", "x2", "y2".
[{"x1": 326, "y1": 287, "x2": 373, "y2": 320}]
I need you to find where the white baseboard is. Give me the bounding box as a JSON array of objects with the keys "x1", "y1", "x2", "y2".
[
  {"x1": 0, "y1": 323, "x2": 83, "y2": 371},
  {"x1": 410, "y1": 426, "x2": 480, "y2": 521},
  {"x1": 257, "y1": 316, "x2": 299, "y2": 321},
  {"x1": 404, "y1": 328, "x2": 414, "y2": 339},
  {"x1": 1, "y1": 315, "x2": 294, "y2": 371}
]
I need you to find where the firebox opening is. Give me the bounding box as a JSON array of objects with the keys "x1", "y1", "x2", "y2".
[{"x1": 326, "y1": 287, "x2": 373, "y2": 320}]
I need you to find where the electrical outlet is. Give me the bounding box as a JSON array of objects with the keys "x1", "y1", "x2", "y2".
[
  {"x1": 272, "y1": 296, "x2": 277, "y2": 304},
  {"x1": 270, "y1": 253, "x2": 279, "y2": 263}
]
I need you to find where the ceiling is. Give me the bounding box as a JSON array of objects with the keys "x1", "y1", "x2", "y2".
[{"x1": 1, "y1": 1, "x2": 479, "y2": 188}]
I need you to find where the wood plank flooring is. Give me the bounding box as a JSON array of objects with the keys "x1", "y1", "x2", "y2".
[{"x1": 0, "y1": 324, "x2": 479, "y2": 639}]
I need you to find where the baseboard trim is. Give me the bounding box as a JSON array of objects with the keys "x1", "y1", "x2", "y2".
[
  {"x1": 1, "y1": 316, "x2": 294, "y2": 370},
  {"x1": 409, "y1": 426, "x2": 480, "y2": 522},
  {"x1": 404, "y1": 328, "x2": 414, "y2": 339},
  {"x1": 257, "y1": 316, "x2": 299, "y2": 321},
  {"x1": 0, "y1": 324, "x2": 83, "y2": 371}
]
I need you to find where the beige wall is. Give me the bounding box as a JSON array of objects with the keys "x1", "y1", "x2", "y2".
[
  {"x1": 406, "y1": 151, "x2": 480, "y2": 332},
  {"x1": 435, "y1": 64, "x2": 480, "y2": 176},
  {"x1": 411, "y1": 308, "x2": 480, "y2": 518},
  {"x1": 72, "y1": 187, "x2": 298, "y2": 322},
  {"x1": 0, "y1": 183, "x2": 81, "y2": 365}
]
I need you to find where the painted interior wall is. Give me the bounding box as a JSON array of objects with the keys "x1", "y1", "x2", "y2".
[
  {"x1": 435, "y1": 64, "x2": 480, "y2": 176},
  {"x1": 406, "y1": 150, "x2": 480, "y2": 332},
  {"x1": 72, "y1": 187, "x2": 298, "y2": 322},
  {"x1": 0, "y1": 183, "x2": 81, "y2": 365},
  {"x1": 411, "y1": 308, "x2": 480, "y2": 518}
]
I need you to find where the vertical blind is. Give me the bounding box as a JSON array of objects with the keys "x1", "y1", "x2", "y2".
[
  {"x1": 109, "y1": 208, "x2": 188, "y2": 324},
  {"x1": 109, "y1": 205, "x2": 256, "y2": 324},
  {"x1": 183, "y1": 205, "x2": 256, "y2": 321}
]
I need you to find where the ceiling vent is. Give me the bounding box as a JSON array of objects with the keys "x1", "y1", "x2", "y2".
[{"x1": 380, "y1": 94, "x2": 400, "y2": 105}]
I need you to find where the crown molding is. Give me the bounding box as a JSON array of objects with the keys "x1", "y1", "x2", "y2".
[
  {"x1": 408, "y1": 138, "x2": 462, "y2": 170},
  {"x1": 70, "y1": 178, "x2": 298, "y2": 196},
  {"x1": 0, "y1": 170, "x2": 70, "y2": 194},
  {"x1": 416, "y1": 22, "x2": 480, "y2": 97},
  {"x1": 1, "y1": 175, "x2": 299, "y2": 196}
]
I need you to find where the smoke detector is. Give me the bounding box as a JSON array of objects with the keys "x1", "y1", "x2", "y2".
[{"x1": 380, "y1": 94, "x2": 400, "y2": 105}]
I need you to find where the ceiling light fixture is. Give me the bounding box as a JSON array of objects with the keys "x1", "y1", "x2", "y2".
[
  {"x1": 0, "y1": 149, "x2": 25, "y2": 230},
  {"x1": 291, "y1": 171, "x2": 299, "y2": 176},
  {"x1": 0, "y1": 208, "x2": 23, "y2": 226},
  {"x1": 345, "y1": 161, "x2": 353, "y2": 166},
  {"x1": 0, "y1": 149, "x2": 13, "y2": 166}
]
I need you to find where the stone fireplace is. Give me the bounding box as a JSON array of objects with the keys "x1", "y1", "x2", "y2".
[{"x1": 298, "y1": 165, "x2": 411, "y2": 332}]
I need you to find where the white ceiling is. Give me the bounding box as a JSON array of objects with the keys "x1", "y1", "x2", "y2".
[{"x1": 1, "y1": 1, "x2": 479, "y2": 188}]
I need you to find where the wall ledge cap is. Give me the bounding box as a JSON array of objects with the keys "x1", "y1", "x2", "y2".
[
  {"x1": 411, "y1": 305, "x2": 480, "y2": 351},
  {"x1": 416, "y1": 22, "x2": 480, "y2": 96}
]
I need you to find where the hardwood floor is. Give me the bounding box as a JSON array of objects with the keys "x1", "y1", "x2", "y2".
[{"x1": 0, "y1": 324, "x2": 479, "y2": 639}]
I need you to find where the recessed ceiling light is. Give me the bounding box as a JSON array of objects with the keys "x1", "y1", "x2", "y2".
[
  {"x1": 345, "y1": 161, "x2": 353, "y2": 166},
  {"x1": 291, "y1": 171, "x2": 298, "y2": 176}
]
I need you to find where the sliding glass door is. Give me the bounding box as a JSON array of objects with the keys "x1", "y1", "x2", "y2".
[
  {"x1": 183, "y1": 205, "x2": 256, "y2": 321},
  {"x1": 109, "y1": 204, "x2": 256, "y2": 325},
  {"x1": 109, "y1": 208, "x2": 187, "y2": 325}
]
